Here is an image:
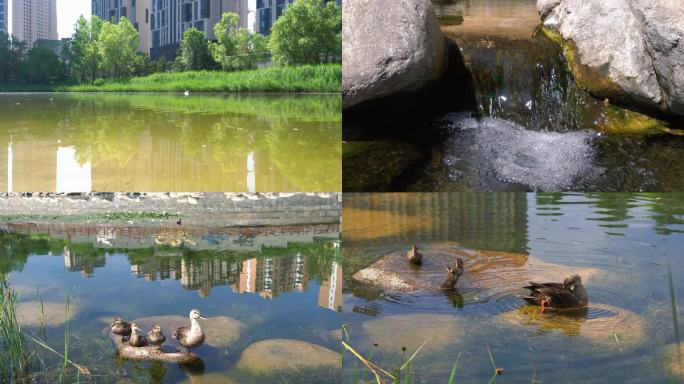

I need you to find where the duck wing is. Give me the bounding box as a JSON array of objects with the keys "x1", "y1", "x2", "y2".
[
  {"x1": 172, "y1": 326, "x2": 189, "y2": 340},
  {"x1": 522, "y1": 284, "x2": 581, "y2": 308}
]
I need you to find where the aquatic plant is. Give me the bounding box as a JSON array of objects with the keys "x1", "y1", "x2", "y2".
[{"x1": 0, "y1": 276, "x2": 30, "y2": 382}]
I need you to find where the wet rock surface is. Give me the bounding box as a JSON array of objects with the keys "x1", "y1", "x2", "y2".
[
  {"x1": 342, "y1": 0, "x2": 447, "y2": 108},
  {"x1": 538, "y1": 0, "x2": 684, "y2": 116},
  {"x1": 352, "y1": 243, "x2": 600, "y2": 292},
  {"x1": 235, "y1": 339, "x2": 341, "y2": 374}
]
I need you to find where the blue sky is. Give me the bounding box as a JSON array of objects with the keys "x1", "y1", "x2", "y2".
[{"x1": 9, "y1": 0, "x2": 257, "y2": 39}]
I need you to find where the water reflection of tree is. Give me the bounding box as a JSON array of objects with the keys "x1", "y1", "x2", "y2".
[
  {"x1": 586, "y1": 193, "x2": 636, "y2": 229},
  {"x1": 642, "y1": 194, "x2": 684, "y2": 235}
]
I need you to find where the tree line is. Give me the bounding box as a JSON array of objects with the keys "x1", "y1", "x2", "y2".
[{"x1": 0, "y1": 0, "x2": 341, "y2": 85}]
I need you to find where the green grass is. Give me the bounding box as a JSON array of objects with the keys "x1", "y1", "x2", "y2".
[
  {"x1": 0, "y1": 276, "x2": 30, "y2": 382},
  {"x1": 0, "y1": 64, "x2": 341, "y2": 93}
]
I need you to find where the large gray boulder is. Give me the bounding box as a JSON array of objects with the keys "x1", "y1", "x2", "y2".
[
  {"x1": 538, "y1": 0, "x2": 684, "y2": 116},
  {"x1": 342, "y1": 0, "x2": 448, "y2": 109}
]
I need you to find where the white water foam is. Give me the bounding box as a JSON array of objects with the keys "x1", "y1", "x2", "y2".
[{"x1": 441, "y1": 113, "x2": 602, "y2": 191}]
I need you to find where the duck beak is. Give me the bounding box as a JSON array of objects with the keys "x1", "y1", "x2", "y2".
[{"x1": 199, "y1": 316, "x2": 207, "y2": 320}]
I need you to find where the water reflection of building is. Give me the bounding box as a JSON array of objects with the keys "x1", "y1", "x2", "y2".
[
  {"x1": 318, "y1": 261, "x2": 341, "y2": 312},
  {"x1": 344, "y1": 193, "x2": 528, "y2": 253},
  {"x1": 63, "y1": 247, "x2": 106, "y2": 277},
  {"x1": 0, "y1": 133, "x2": 297, "y2": 192},
  {"x1": 236, "y1": 254, "x2": 309, "y2": 299}
]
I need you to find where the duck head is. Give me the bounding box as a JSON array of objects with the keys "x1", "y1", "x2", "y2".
[
  {"x1": 111, "y1": 317, "x2": 124, "y2": 327},
  {"x1": 131, "y1": 323, "x2": 142, "y2": 334},
  {"x1": 455, "y1": 257, "x2": 464, "y2": 276},
  {"x1": 189, "y1": 309, "x2": 207, "y2": 320},
  {"x1": 151, "y1": 325, "x2": 162, "y2": 333},
  {"x1": 564, "y1": 274, "x2": 588, "y2": 304}
]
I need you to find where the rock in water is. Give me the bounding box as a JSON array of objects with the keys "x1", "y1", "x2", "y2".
[
  {"x1": 236, "y1": 339, "x2": 341, "y2": 375},
  {"x1": 537, "y1": 0, "x2": 684, "y2": 116},
  {"x1": 342, "y1": 0, "x2": 448, "y2": 109}
]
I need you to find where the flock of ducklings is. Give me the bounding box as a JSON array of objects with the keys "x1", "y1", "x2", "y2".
[
  {"x1": 111, "y1": 309, "x2": 207, "y2": 351},
  {"x1": 407, "y1": 244, "x2": 589, "y2": 312}
]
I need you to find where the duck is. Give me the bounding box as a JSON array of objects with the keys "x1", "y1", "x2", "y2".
[
  {"x1": 172, "y1": 309, "x2": 206, "y2": 349},
  {"x1": 147, "y1": 325, "x2": 166, "y2": 350},
  {"x1": 406, "y1": 244, "x2": 422, "y2": 265},
  {"x1": 111, "y1": 318, "x2": 132, "y2": 337},
  {"x1": 129, "y1": 323, "x2": 148, "y2": 347},
  {"x1": 441, "y1": 257, "x2": 464, "y2": 290},
  {"x1": 520, "y1": 274, "x2": 588, "y2": 313},
  {"x1": 184, "y1": 90, "x2": 190, "y2": 96}
]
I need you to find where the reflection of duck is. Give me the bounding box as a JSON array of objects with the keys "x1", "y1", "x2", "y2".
[
  {"x1": 441, "y1": 257, "x2": 464, "y2": 290},
  {"x1": 111, "y1": 318, "x2": 132, "y2": 337},
  {"x1": 129, "y1": 323, "x2": 148, "y2": 347},
  {"x1": 173, "y1": 309, "x2": 206, "y2": 349},
  {"x1": 147, "y1": 325, "x2": 166, "y2": 350},
  {"x1": 521, "y1": 274, "x2": 588, "y2": 313},
  {"x1": 406, "y1": 244, "x2": 422, "y2": 265}
]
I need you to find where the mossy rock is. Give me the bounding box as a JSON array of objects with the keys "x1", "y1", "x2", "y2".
[
  {"x1": 235, "y1": 339, "x2": 341, "y2": 375},
  {"x1": 343, "y1": 141, "x2": 420, "y2": 192}
]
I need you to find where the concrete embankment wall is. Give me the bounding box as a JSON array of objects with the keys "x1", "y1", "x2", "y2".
[{"x1": 0, "y1": 193, "x2": 341, "y2": 227}]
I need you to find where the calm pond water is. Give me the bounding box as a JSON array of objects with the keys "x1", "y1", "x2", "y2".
[
  {"x1": 0, "y1": 92, "x2": 341, "y2": 192},
  {"x1": 2, "y1": 220, "x2": 342, "y2": 383},
  {"x1": 342, "y1": 193, "x2": 684, "y2": 383},
  {"x1": 343, "y1": 0, "x2": 684, "y2": 192}
]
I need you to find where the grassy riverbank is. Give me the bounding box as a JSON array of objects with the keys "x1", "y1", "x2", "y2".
[{"x1": 0, "y1": 64, "x2": 341, "y2": 93}]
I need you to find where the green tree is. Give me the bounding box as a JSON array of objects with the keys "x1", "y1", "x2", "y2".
[
  {"x1": 25, "y1": 47, "x2": 66, "y2": 84},
  {"x1": 0, "y1": 32, "x2": 28, "y2": 83},
  {"x1": 210, "y1": 12, "x2": 268, "y2": 71},
  {"x1": 268, "y1": 0, "x2": 341, "y2": 65},
  {"x1": 99, "y1": 17, "x2": 139, "y2": 79},
  {"x1": 63, "y1": 15, "x2": 104, "y2": 83},
  {"x1": 176, "y1": 27, "x2": 216, "y2": 71}
]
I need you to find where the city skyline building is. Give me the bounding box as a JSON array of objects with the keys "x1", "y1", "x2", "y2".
[
  {"x1": 91, "y1": 0, "x2": 153, "y2": 54},
  {"x1": 11, "y1": 0, "x2": 58, "y2": 44},
  {"x1": 0, "y1": 0, "x2": 7, "y2": 34},
  {"x1": 150, "y1": 0, "x2": 248, "y2": 59}
]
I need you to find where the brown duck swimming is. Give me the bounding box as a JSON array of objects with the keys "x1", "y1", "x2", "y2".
[
  {"x1": 441, "y1": 257, "x2": 464, "y2": 290},
  {"x1": 111, "y1": 318, "x2": 132, "y2": 338},
  {"x1": 521, "y1": 274, "x2": 588, "y2": 313},
  {"x1": 129, "y1": 323, "x2": 148, "y2": 347},
  {"x1": 147, "y1": 325, "x2": 166, "y2": 350},
  {"x1": 406, "y1": 244, "x2": 422, "y2": 265},
  {"x1": 173, "y1": 309, "x2": 206, "y2": 349}
]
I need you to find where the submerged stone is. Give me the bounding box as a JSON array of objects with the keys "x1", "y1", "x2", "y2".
[
  {"x1": 352, "y1": 243, "x2": 600, "y2": 292},
  {"x1": 16, "y1": 301, "x2": 77, "y2": 327},
  {"x1": 665, "y1": 343, "x2": 684, "y2": 379},
  {"x1": 132, "y1": 315, "x2": 245, "y2": 349},
  {"x1": 498, "y1": 303, "x2": 645, "y2": 350},
  {"x1": 235, "y1": 339, "x2": 341, "y2": 375},
  {"x1": 343, "y1": 141, "x2": 421, "y2": 192},
  {"x1": 361, "y1": 313, "x2": 465, "y2": 354}
]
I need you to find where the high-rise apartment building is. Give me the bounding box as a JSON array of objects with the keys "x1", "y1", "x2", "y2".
[
  {"x1": 150, "y1": 0, "x2": 248, "y2": 60},
  {"x1": 11, "y1": 0, "x2": 58, "y2": 44},
  {"x1": 92, "y1": 0, "x2": 153, "y2": 55},
  {"x1": 0, "y1": 0, "x2": 7, "y2": 35},
  {"x1": 256, "y1": 0, "x2": 340, "y2": 36}
]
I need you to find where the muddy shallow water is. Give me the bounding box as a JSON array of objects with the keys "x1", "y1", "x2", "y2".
[
  {"x1": 2, "y1": 219, "x2": 342, "y2": 383},
  {"x1": 0, "y1": 92, "x2": 341, "y2": 192},
  {"x1": 342, "y1": 193, "x2": 684, "y2": 382}
]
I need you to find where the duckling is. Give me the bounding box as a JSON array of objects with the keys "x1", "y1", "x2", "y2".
[
  {"x1": 111, "y1": 318, "x2": 132, "y2": 337},
  {"x1": 521, "y1": 274, "x2": 588, "y2": 313},
  {"x1": 129, "y1": 323, "x2": 148, "y2": 347},
  {"x1": 147, "y1": 325, "x2": 166, "y2": 350},
  {"x1": 441, "y1": 257, "x2": 464, "y2": 290},
  {"x1": 406, "y1": 244, "x2": 422, "y2": 265},
  {"x1": 172, "y1": 309, "x2": 206, "y2": 349}
]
